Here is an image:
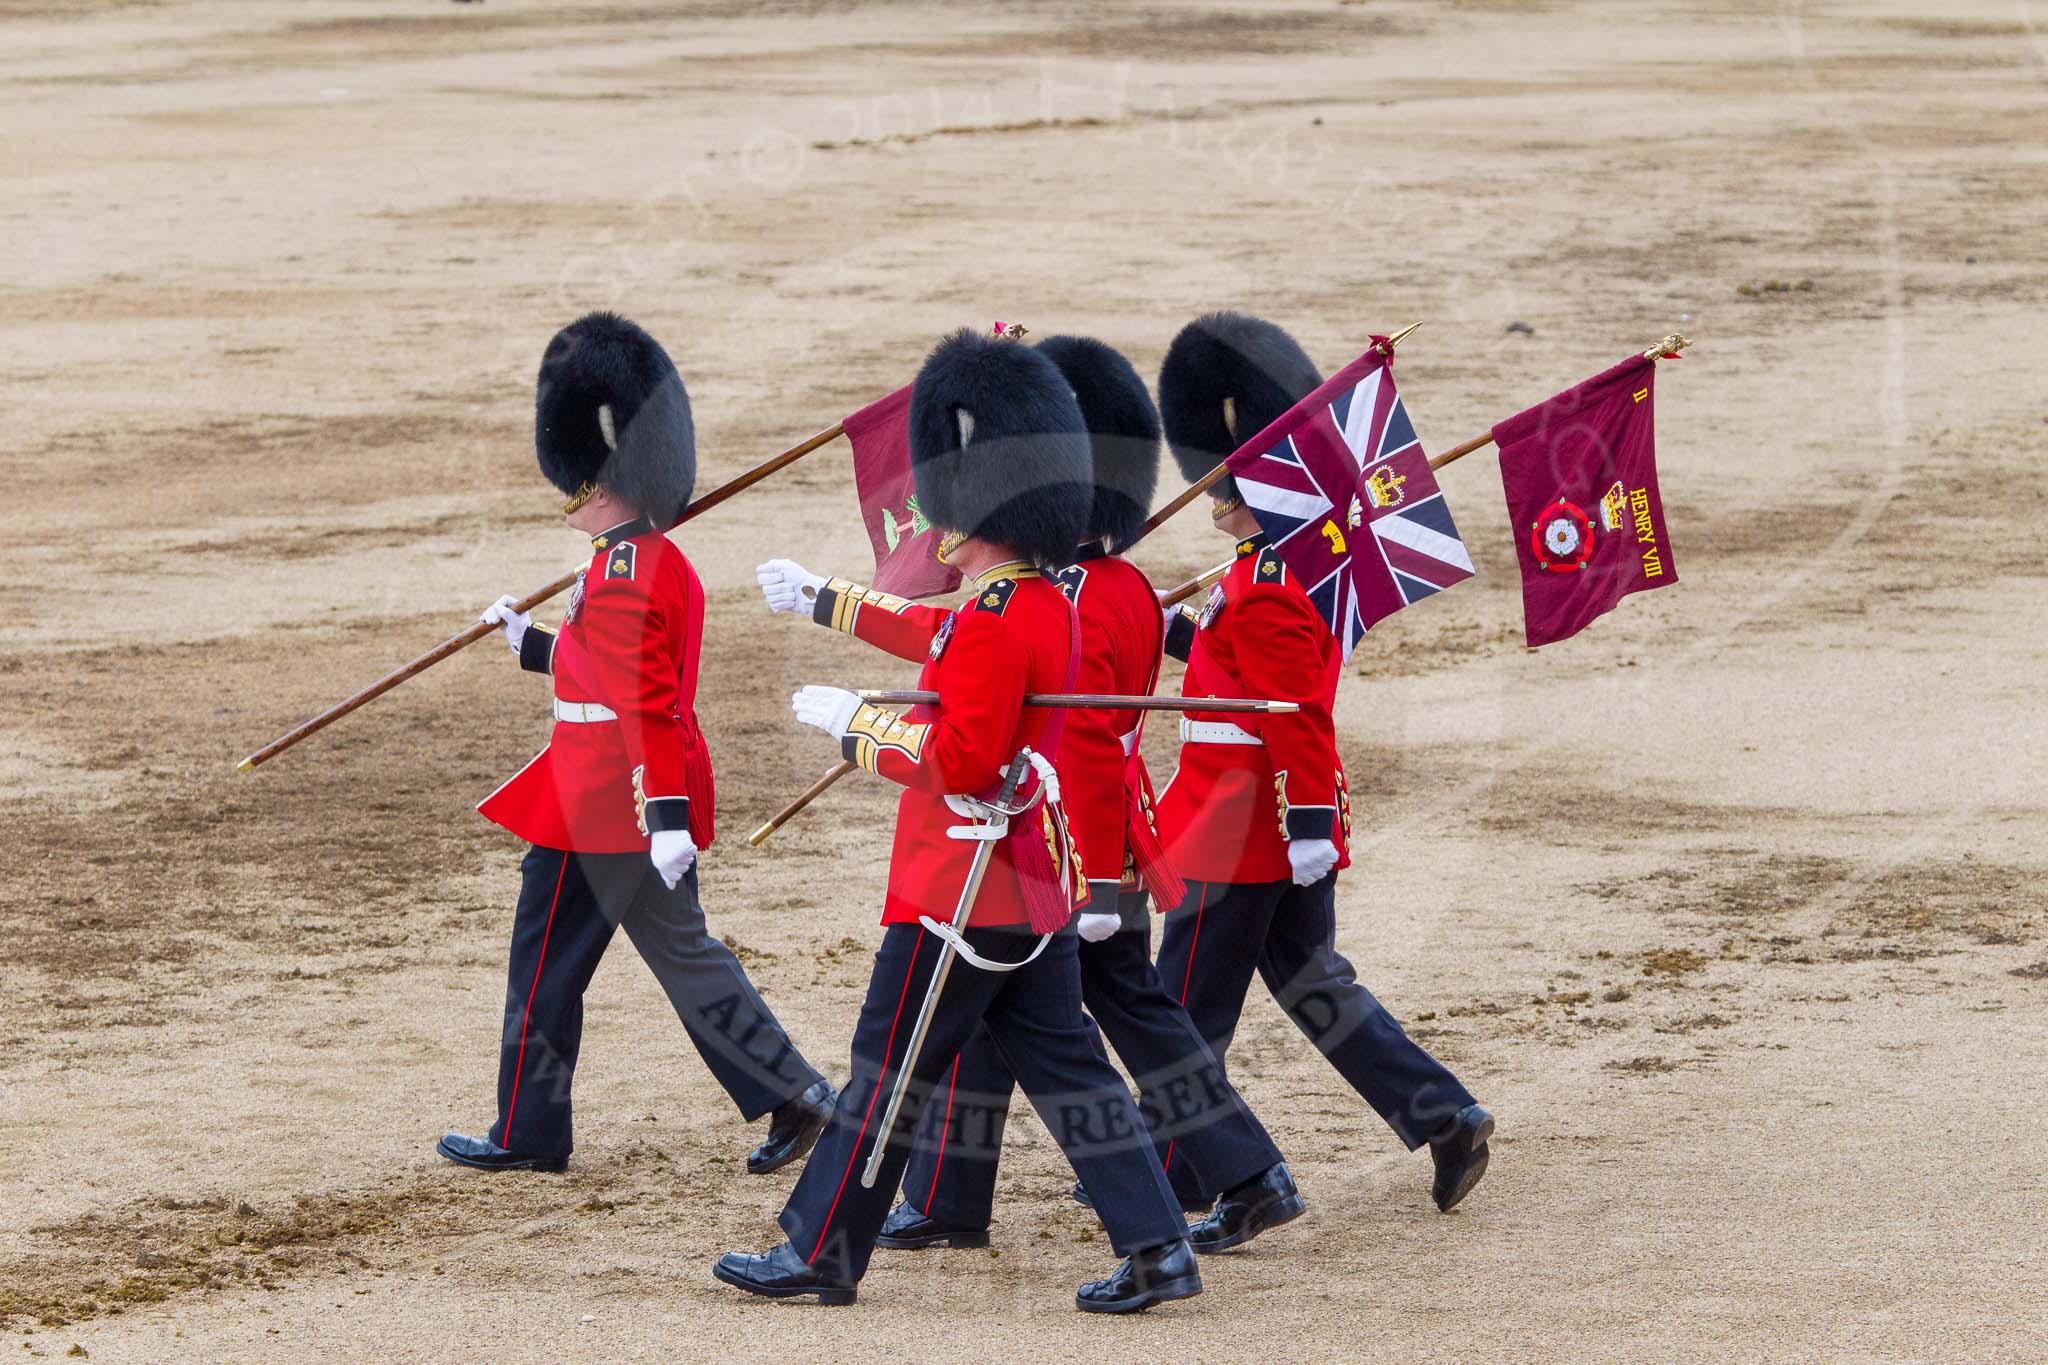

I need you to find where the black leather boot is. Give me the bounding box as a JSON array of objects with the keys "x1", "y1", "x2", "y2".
[
  {"x1": 876, "y1": 1201, "x2": 991, "y2": 1250},
  {"x1": 1075, "y1": 1239, "x2": 1203, "y2": 1313},
  {"x1": 748, "y1": 1079, "x2": 835, "y2": 1175},
  {"x1": 435, "y1": 1132, "x2": 567, "y2": 1173},
  {"x1": 1187, "y1": 1162, "x2": 1305, "y2": 1252},
  {"x1": 1429, "y1": 1103, "x2": 1494, "y2": 1212},
  {"x1": 712, "y1": 1242, "x2": 857, "y2": 1305}
]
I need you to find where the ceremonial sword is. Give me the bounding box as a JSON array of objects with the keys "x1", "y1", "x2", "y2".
[{"x1": 859, "y1": 750, "x2": 1035, "y2": 1189}]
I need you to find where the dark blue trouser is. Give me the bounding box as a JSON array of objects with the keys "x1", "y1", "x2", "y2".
[
  {"x1": 488, "y1": 845, "x2": 823, "y2": 1160},
  {"x1": 779, "y1": 924, "x2": 1186, "y2": 1284},
  {"x1": 901, "y1": 891, "x2": 1284, "y2": 1227},
  {"x1": 1155, "y1": 872, "x2": 1475, "y2": 1192}
]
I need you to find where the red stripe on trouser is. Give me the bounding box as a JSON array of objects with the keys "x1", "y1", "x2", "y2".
[
  {"x1": 925, "y1": 1055, "x2": 962, "y2": 1210},
  {"x1": 1162, "y1": 882, "x2": 1211, "y2": 1176},
  {"x1": 502, "y1": 855, "x2": 570, "y2": 1143},
  {"x1": 808, "y1": 933, "x2": 927, "y2": 1263}
]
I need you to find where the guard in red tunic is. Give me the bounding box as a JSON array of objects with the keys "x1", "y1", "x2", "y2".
[
  {"x1": 437, "y1": 313, "x2": 831, "y2": 1175},
  {"x1": 872, "y1": 335, "x2": 1300, "y2": 1255},
  {"x1": 1152, "y1": 311, "x2": 1494, "y2": 1214},
  {"x1": 715, "y1": 329, "x2": 1200, "y2": 1313}
]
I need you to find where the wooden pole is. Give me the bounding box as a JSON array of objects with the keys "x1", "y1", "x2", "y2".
[
  {"x1": 238, "y1": 422, "x2": 846, "y2": 771},
  {"x1": 1130, "y1": 461, "x2": 1231, "y2": 544},
  {"x1": 747, "y1": 759, "x2": 855, "y2": 846},
  {"x1": 1421, "y1": 333, "x2": 1691, "y2": 474},
  {"x1": 1428, "y1": 427, "x2": 1496, "y2": 471},
  {"x1": 1158, "y1": 558, "x2": 1234, "y2": 609},
  {"x1": 855, "y1": 690, "x2": 1293, "y2": 712}
]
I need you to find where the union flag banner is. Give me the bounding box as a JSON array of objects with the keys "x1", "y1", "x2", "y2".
[
  {"x1": 846, "y1": 384, "x2": 962, "y2": 599},
  {"x1": 1494, "y1": 354, "x2": 1678, "y2": 647},
  {"x1": 1225, "y1": 344, "x2": 1474, "y2": 658}
]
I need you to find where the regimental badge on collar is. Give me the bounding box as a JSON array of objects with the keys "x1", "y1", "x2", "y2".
[
  {"x1": 1197, "y1": 583, "x2": 1226, "y2": 629},
  {"x1": 928, "y1": 613, "x2": 956, "y2": 661},
  {"x1": 974, "y1": 576, "x2": 1017, "y2": 616},
  {"x1": 565, "y1": 568, "x2": 588, "y2": 623},
  {"x1": 1054, "y1": 563, "x2": 1087, "y2": 605}
]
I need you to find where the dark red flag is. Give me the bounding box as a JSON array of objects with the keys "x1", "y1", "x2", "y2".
[
  {"x1": 1494, "y1": 354, "x2": 1678, "y2": 647},
  {"x1": 846, "y1": 385, "x2": 962, "y2": 599}
]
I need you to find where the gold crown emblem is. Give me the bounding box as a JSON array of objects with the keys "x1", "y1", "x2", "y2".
[
  {"x1": 1599, "y1": 480, "x2": 1627, "y2": 532},
  {"x1": 1364, "y1": 464, "x2": 1407, "y2": 509}
]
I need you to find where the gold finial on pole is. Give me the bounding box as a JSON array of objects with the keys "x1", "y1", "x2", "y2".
[
  {"x1": 1373, "y1": 321, "x2": 1421, "y2": 356},
  {"x1": 1643, "y1": 333, "x2": 1691, "y2": 361}
]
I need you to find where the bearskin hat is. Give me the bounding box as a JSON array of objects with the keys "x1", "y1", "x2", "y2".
[
  {"x1": 535, "y1": 312, "x2": 695, "y2": 526},
  {"x1": 908, "y1": 329, "x2": 1093, "y2": 567},
  {"x1": 1157, "y1": 311, "x2": 1322, "y2": 502},
  {"x1": 1033, "y1": 334, "x2": 1162, "y2": 554}
]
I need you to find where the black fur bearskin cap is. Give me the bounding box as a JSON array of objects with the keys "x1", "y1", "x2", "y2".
[
  {"x1": 1156, "y1": 311, "x2": 1322, "y2": 503},
  {"x1": 908, "y1": 329, "x2": 1093, "y2": 567},
  {"x1": 1033, "y1": 334, "x2": 1162, "y2": 555},
  {"x1": 535, "y1": 312, "x2": 695, "y2": 526}
]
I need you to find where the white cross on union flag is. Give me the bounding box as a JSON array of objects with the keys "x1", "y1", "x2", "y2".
[{"x1": 1225, "y1": 346, "x2": 1474, "y2": 657}]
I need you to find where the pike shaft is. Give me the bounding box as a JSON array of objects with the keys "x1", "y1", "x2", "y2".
[
  {"x1": 855, "y1": 690, "x2": 1295, "y2": 713},
  {"x1": 238, "y1": 422, "x2": 845, "y2": 770}
]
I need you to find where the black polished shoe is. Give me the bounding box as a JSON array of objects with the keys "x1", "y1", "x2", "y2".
[
  {"x1": 712, "y1": 1242, "x2": 857, "y2": 1306},
  {"x1": 435, "y1": 1132, "x2": 567, "y2": 1173},
  {"x1": 876, "y1": 1201, "x2": 991, "y2": 1250},
  {"x1": 748, "y1": 1079, "x2": 835, "y2": 1175},
  {"x1": 1429, "y1": 1104, "x2": 1495, "y2": 1212},
  {"x1": 1072, "y1": 1179, "x2": 1211, "y2": 1216},
  {"x1": 1075, "y1": 1239, "x2": 1203, "y2": 1314},
  {"x1": 1187, "y1": 1162, "x2": 1305, "y2": 1253}
]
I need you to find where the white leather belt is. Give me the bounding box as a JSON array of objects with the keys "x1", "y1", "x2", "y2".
[
  {"x1": 1119, "y1": 726, "x2": 1141, "y2": 756},
  {"x1": 554, "y1": 699, "x2": 618, "y2": 724},
  {"x1": 1179, "y1": 717, "x2": 1263, "y2": 746}
]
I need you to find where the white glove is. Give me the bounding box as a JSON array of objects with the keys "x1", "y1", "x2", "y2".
[
  {"x1": 1287, "y1": 838, "x2": 1340, "y2": 887},
  {"x1": 1076, "y1": 912, "x2": 1120, "y2": 943},
  {"x1": 757, "y1": 559, "x2": 828, "y2": 615},
  {"x1": 792, "y1": 685, "x2": 862, "y2": 740},
  {"x1": 479, "y1": 594, "x2": 531, "y2": 655},
  {"x1": 650, "y1": 829, "x2": 697, "y2": 889}
]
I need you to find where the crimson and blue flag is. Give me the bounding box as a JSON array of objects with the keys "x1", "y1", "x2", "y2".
[{"x1": 1225, "y1": 346, "x2": 1474, "y2": 657}]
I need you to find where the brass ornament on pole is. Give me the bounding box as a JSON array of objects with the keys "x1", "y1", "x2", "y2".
[{"x1": 1427, "y1": 330, "x2": 1695, "y2": 474}]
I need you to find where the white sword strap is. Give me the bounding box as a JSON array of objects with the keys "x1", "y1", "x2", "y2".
[{"x1": 916, "y1": 916, "x2": 1055, "y2": 973}]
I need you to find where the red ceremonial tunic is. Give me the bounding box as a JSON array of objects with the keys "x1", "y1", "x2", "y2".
[
  {"x1": 478, "y1": 518, "x2": 716, "y2": 853},
  {"x1": 1049, "y1": 546, "x2": 1176, "y2": 901},
  {"x1": 1155, "y1": 534, "x2": 1350, "y2": 885},
  {"x1": 811, "y1": 564, "x2": 1080, "y2": 928}
]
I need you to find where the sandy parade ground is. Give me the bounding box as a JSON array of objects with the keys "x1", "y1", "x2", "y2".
[{"x1": 2, "y1": 0, "x2": 2045, "y2": 1359}]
